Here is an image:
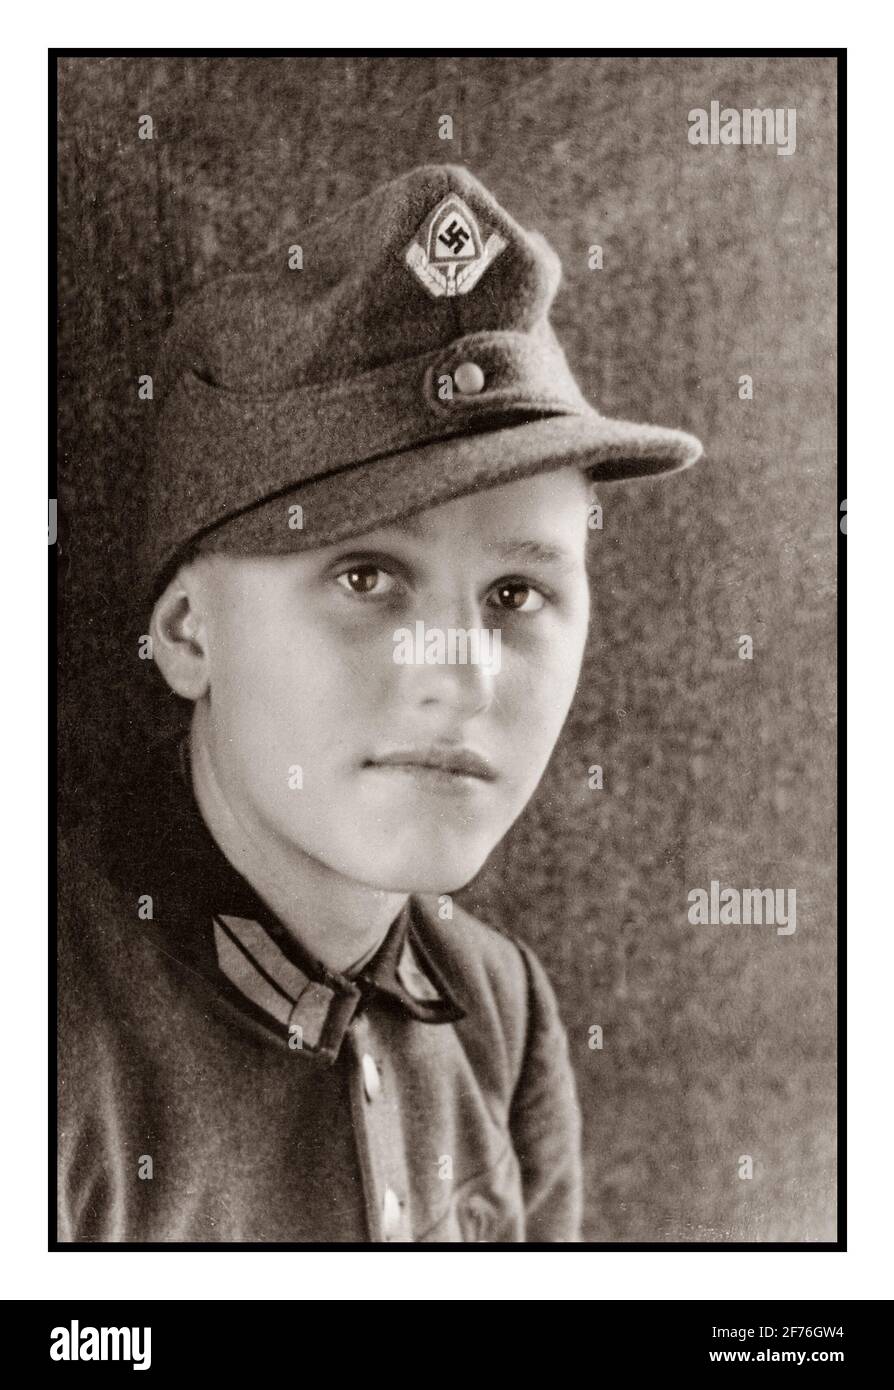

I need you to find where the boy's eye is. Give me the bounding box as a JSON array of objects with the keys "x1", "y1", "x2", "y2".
[
  {"x1": 489, "y1": 581, "x2": 546, "y2": 613},
  {"x1": 333, "y1": 564, "x2": 548, "y2": 611},
  {"x1": 335, "y1": 564, "x2": 397, "y2": 597}
]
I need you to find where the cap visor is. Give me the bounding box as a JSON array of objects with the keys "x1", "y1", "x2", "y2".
[{"x1": 191, "y1": 409, "x2": 703, "y2": 559}]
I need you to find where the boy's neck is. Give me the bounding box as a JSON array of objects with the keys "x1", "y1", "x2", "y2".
[{"x1": 187, "y1": 718, "x2": 408, "y2": 977}]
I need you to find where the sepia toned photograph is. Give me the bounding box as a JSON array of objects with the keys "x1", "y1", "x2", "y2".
[{"x1": 54, "y1": 51, "x2": 840, "y2": 1247}]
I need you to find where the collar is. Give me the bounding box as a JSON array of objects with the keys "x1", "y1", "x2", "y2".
[
  {"x1": 212, "y1": 900, "x2": 460, "y2": 1062},
  {"x1": 119, "y1": 731, "x2": 466, "y2": 1063}
]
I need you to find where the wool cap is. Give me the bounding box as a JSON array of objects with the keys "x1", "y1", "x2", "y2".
[{"x1": 143, "y1": 163, "x2": 703, "y2": 598}]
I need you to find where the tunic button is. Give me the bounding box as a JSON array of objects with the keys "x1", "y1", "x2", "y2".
[
  {"x1": 453, "y1": 361, "x2": 485, "y2": 395},
  {"x1": 382, "y1": 1187, "x2": 403, "y2": 1239},
  {"x1": 361, "y1": 1052, "x2": 381, "y2": 1102}
]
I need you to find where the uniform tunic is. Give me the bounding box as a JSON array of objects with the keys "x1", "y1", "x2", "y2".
[{"x1": 57, "y1": 736, "x2": 583, "y2": 1243}]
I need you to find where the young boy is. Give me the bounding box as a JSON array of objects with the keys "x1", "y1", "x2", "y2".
[{"x1": 57, "y1": 164, "x2": 702, "y2": 1243}]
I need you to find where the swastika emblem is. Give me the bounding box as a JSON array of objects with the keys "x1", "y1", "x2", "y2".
[
  {"x1": 405, "y1": 194, "x2": 506, "y2": 298},
  {"x1": 437, "y1": 216, "x2": 473, "y2": 258}
]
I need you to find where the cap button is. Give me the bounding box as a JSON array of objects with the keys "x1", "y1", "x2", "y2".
[
  {"x1": 361, "y1": 1052, "x2": 381, "y2": 1102},
  {"x1": 454, "y1": 361, "x2": 485, "y2": 395},
  {"x1": 382, "y1": 1187, "x2": 403, "y2": 1239}
]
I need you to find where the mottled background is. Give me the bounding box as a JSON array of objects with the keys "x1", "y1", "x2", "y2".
[{"x1": 57, "y1": 55, "x2": 838, "y2": 1242}]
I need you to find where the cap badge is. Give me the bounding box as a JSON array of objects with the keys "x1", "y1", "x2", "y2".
[{"x1": 405, "y1": 194, "x2": 506, "y2": 298}]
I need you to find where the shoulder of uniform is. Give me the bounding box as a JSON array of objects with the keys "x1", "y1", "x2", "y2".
[
  {"x1": 57, "y1": 817, "x2": 153, "y2": 1013},
  {"x1": 413, "y1": 892, "x2": 527, "y2": 985},
  {"x1": 411, "y1": 894, "x2": 558, "y2": 1057},
  {"x1": 59, "y1": 819, "x2": 131, "y2": 932},
  {"x1": 412, "y1": 896, "x2": 573, "y2": 1111}
]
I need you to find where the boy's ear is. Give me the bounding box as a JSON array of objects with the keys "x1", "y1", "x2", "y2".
[{"x1": 149, "y1": 564, "x2": 211, "y2": 701}]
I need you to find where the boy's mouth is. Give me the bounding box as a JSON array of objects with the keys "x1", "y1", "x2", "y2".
[{"x1": 364, "y1": 745, "x2": 496, "y2": 781}]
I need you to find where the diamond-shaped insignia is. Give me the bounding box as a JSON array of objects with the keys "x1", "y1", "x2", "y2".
[{"x1": 405, "y1": 194, "x2": 507, "y2": 298}]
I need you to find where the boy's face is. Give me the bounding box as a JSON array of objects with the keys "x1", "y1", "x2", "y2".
[{"x1": 186, "y1": 466, "x2": 592, "y2": 893}]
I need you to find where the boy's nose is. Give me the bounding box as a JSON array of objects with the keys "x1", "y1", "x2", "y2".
[
  {"x1": 395, "y1": 595, "x2": 500, "y2": 718},
  {"x1": 409, "y1": 650, "x2": 497, "y2": 721}
]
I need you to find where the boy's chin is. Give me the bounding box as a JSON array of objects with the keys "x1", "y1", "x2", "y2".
[{"x1": 354, "y1": 842, "x2": 495, "y2": 896}]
